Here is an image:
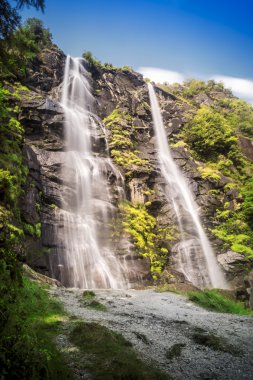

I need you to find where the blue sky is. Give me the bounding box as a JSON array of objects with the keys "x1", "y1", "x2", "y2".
[{"x1": 17, "y1": 0, "x2": 253, "y2": 102}]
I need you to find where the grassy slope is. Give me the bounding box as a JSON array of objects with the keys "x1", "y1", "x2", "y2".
[{"x1": 0, "y1": 276, "x2": 74, "y2": 380}]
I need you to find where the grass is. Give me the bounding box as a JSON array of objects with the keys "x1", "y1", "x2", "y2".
[
  {"x1": 166, "y1": 343, "x2": 186, "y2": 360},
  {"x1": 82, "y1": 290, "x2": 96, "y2": 299},
  {"x1": 191, "y1": 328, "x2": 240, "y2": 355},
  {"x1": 0, "y1": 276, "x2": 74, "y2": 380},
  {"x1": 70, "y1": 321, "x2": 170, "y2": 380},
  {"x1": 156, "y1": 285, "x2": 252, "y2": 315},
  {"x1": 188, "y1": 289, "x2": 252, "y2": 315},
  {"x1": 80, "y1": 290, "x2": 107, "y2": 311}
]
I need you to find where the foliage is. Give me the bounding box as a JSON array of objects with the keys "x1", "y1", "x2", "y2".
[
  {"x1": 23, "y1": 222, "x2": 41, "y2": 238},
  {"x1": 0, "y1": 277, "x2": 74, "y2": 379},
  {"x1": 211, "y1": 188, "x2": 253, "y2": 258},
  {"x1": 212, "y1": 217, "x2": 253, "y2": 257},
  {"x1": 70, "y1": 321, "x2": 168, "y2": 380},
  {"x1": 82, "y1": 290, "x2": 96, "y2": 299},
  {"x1": 80, "y1": 291, "x2": 107, "y2": 311},
  {"x1": 157, "y1": 76, "x2": 253, "y2": 263},
  {"x1": 241, "y1": 177, "x2": 253, "y2": 228},
  {"x1": 191, "y1": 327, "x2": 240, "y2": 354},
  {"x1": 1, "y1": 17, "x2": 52, "y2": 78},
  {"x1": 16, "y1": 0, "x2": 45, "y2": 12},
  {"x1": 119, "y1": 202, "x2": 168, "y2": 278},
  {"x1": 0, "y1": 0, "x2": 20, "y2": 40},
  {"x1": 82, "y1": 51, "x2": 133, "y2": 72},
  {"x1": 104, "y1": 109, "x2": 150, "y2": 175},
  {"x1": 0, "y1": 0, "x2": 44, "y2": 39},
  {"x1": 188, "y1": 289, "x2": 251, "y2": 315},
  {"x1": 167, "y1": 79, "x2": 232, "y2": 101},
  {"x1": 0, "y1": 84, "x2": 27, "y2": 212},
  {"x1": 197, "y1": 166, "x2": 221, "y2": 182},
  {"x1": 82, "y1": 51, "x2": 103, "y2": 68},
  {"x1": 166, "y1": 343, "x2": 185, "y2": 359},
  {"x1": 212, "y1": 98, "x2": 253, "y2": 137},
  {"x1": 182, "y1": 106, "x2": 237, "y2": 162}
]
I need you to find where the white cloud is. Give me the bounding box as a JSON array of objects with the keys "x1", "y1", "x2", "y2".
[
  {"x1": 138, "y1": 67, "x2": 185, "y2": 84},
  {"x1": 137, "y1": 66, "x2": 253, "y2": 105},
  {"x1": 211, "y1": 75, "x2": 253, "y2": 105}
]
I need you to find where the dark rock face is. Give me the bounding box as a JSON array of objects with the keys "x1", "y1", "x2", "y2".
[
  {"x1": 23, "y1": 44, "x2": 65, "y2": 92},
  {"x1": 238, "y1": 135, "x2": 253, "y2": 162},
  {"x1": 19, "y1": 45, "x2": 252, "y2": 298}
]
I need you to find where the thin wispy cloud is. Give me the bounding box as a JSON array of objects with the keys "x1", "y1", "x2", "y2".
[
  {"x1": 138, "y1": 67, "x2": 185, "y2": 84},
  {"x1": 211, "y1": 75, "x2": 253, "y2": 105},
  {"x1": 138, "y1": 67, "x2": 253, "y2": 105}
]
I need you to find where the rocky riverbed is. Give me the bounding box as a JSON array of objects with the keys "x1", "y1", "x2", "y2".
[{"x1": 51, "y1": 287, "x2": 253, "y2": 380}]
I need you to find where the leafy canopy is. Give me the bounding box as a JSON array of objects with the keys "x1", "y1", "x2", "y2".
[{"x1": 0, "y1": 0, "x2": 45, "y2": 39}]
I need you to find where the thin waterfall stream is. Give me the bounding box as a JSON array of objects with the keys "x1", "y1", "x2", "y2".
[
  {"x1": 148, "y1": 83, "x2": 228, "y2": 289},
  {"x1": 53, "y1": 56, "x2": 127, "y2": 289}
]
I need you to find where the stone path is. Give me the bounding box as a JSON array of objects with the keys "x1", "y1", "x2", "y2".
[{"x1": 51, "y1": 287, "x2": 253, "y2": 380}]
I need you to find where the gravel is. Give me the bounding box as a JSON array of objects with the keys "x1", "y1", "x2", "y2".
[{"x1": 51, "y1": 287, "x2": 253, "y2": 380}]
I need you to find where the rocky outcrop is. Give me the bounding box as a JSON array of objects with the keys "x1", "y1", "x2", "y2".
[
  {"x1": 238, "y1": 135, "x2": 253, "y2": 162},
  {"x1": 23, "y1": 44, "x2": 65, "y2": 93},
  {"x1": 18, "y1": 45, "x2": 252, "y2": 299}
]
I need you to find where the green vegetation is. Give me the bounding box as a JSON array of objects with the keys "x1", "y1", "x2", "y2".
[
  {"x1": 166, "y1": 343, "x2": 185, "y2": 360},
  {"x1": 197, "y1": 165, "x2": 221, "y2": 182},
  {"x1": 119, "y1": 202, "x2": 170, "y2": 279},
  {"x1": 80, "y1": 291, "x2": 107, "y2": 311},
  {"x1": 165, "y1": 78, "x2": 253, "y2": 260},
  {"x1": 212, "y1": 98, "x2": 253, "y2": 138},
  {"x1": 167, "y1": 79, "x2": 231, "y2": 102},
  {"x1": 104, "y1": 109, "x2": 150, "y2": 176},
  {"x1": 0, "y1": 83, "x2": 28, "y2": 345},
  {"x1": 241, "y1": 177, "x2": 253, "y2": 229},
  {"x1": 191, "y1": 327, "x2": 240, "y2": 355},
  {"x1": 0, "y1": 85, "x2": 27, "y2": 212},
  {"x1": 182, "y1": 106, "x2": 238, "y2": 162},
  {"x1": 23, "y1": 222, "x2": 41, "y2": 238},
  {"x1": 1, "y1": 17, "x2": 52, "y2": 78},
  {"x1": 211, "y1": 188, "x2": 253, "y2": 258},
  {"x1": 82, "y1": 51, "x2": 133, "y2": 72},
  {"x1": 0, "y1": 1, "x2": 45, "y2": 40},
  {"x1": 82, "y1": 290, "x2": 96, "y2": 298},
  {"x1": 0, "y1": 276, "x2": 74, "y2": 379},
  {"x1": 188, "y1": 289, "x2": 252, "y2": 315},
  {"x1": 70, "y1": 321, "x2": 168, "y2": 380}
]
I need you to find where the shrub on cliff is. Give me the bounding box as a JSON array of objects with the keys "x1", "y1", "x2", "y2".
[{"x1": 183, "y1": 106, "x2": 237, "y2": 162}]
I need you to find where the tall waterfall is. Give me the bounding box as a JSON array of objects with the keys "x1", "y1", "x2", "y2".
[
  {"x1": 56, "y1": 56, "x2": 127, "y2": 289},
  {"x1": 148, "y1": 83, "x2": 227, "y2": 289}
]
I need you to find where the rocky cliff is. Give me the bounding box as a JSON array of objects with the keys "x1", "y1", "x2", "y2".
[{"x1": 12, "y1": 44, "x2": 253, "y2": 302}]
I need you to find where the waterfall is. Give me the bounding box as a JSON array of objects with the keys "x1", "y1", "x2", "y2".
[
  {"x1": 148, "y1": 83, "x2": 228, "y2": 289},
  {"x1": 54, "y1": 56, "x2": 127, "y2": 289}
]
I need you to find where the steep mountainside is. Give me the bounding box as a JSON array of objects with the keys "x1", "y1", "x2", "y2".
[{"x1": 1, "y1": 43, "x2": 253, "y2": 304}]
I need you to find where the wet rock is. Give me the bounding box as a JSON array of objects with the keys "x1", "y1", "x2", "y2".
[
  {"x1": 217, "y1": 251, "x2": 246, "y2": 272},
  {"x1": 246, "y1": 270, "x2": 253, "y2": 310}
]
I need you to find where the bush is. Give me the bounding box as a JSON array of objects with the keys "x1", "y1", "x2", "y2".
[
  {"x1": 242, "y1": 177, "x2": 253, "y2": 228},
  {"x1": 183, "y1": 106, "x2": 237, "y2": 161}
]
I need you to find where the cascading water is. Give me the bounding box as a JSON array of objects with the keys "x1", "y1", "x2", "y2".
[
  {"x1": 54, "y1": 56, "x2": 127, "y2": 289},
  {"x1": 148, "y1": 83, "x2": 228, "y2": 289}
]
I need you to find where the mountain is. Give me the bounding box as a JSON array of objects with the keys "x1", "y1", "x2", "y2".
[{"x1": 1, "y1": 42, "x2": 252, "y2": 304}]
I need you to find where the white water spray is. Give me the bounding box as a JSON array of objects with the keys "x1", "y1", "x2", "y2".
[
  {"x1": 148, "y1": 83, "x2": 227, "y2": 289},
  {"x1": 54, "y1": 56, "x2": 127, "y2": 289}
]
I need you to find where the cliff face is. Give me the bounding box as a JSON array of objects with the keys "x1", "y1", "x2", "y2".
[{"x1": 17, "y1": 45, "x2": 253, "y2": 299}]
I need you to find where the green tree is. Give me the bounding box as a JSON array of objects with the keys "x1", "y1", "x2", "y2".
[
  {"x1": 183, "y1": 106, "x2": 237, "y2": 161},
  {"x1": 242, "y1": 178, "x2": 253, "y2": 228},
  {"x1": 0, "y1": 0, "x2": 45, "y2": 40},
  {"x1": 0, "y1": 17, "x2": 51, "y2": 78}
]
